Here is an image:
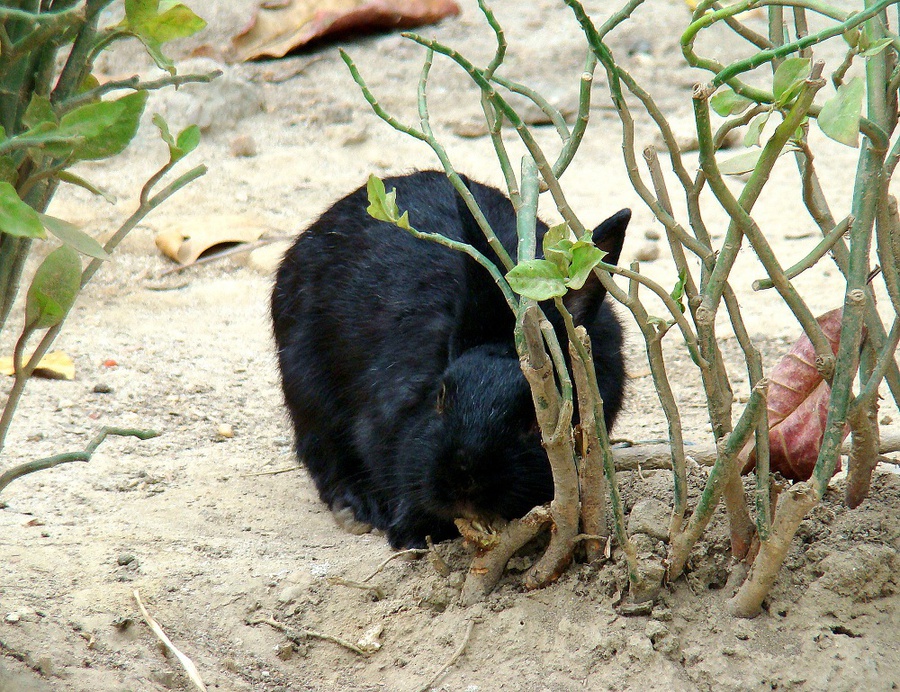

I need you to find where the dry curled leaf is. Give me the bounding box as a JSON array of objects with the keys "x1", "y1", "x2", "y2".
[
  {"x1": 744, "y1": 308, "x2": 861, "y2": 481},
  {"x1": 0, "y1": 351, "x2": 75, "y2": 380},
  {"x1": 154, "y1": 214, "x2": 268, "y2": 265},
  {"x1": 232, "y1": 0, "x2": 461, "y2": 62}
]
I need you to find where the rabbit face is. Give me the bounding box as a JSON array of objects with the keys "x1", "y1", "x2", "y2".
[{"x1": 401, "y1": 347, "x2": 554, "y2": 524}]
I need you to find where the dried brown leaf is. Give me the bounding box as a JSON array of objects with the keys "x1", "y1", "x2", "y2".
[
  {"x1": 232, "y1": 0, "x2": 461, "y2": 62},
  {"x1": 745, "y1": 308, "x2": 861, "y2": 481}
]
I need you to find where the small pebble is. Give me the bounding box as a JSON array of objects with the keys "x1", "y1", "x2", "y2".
[
  {"x1": 275, "y1": 641, "x2": 294, "y2": 660},
  {"x1": 277, "y1": 584, "x2": 306, "y2": 604},
  {"x1": 881, "y1": 415, "x2": 893, "y2": 425},
  {"x1": 5, "y1": 612, "x2": 20, "y2": 623},
  {"x1": 218, "y1": 423, "x2": 234, "y2": 439},
  {"x1": 230, "y1": 134, "x2": 257, "y2": 158},
  {"x1": 451, "y1": 119, "x2": 489, "y2": 138},
  {"x1": 633, "y1": 243, "x2": 661, "y2": 262},
  {"x1": 117, "y1": 553, "x2": 136, "y2": 566},
  {"x1": 93, "y1": 383, "x2": 113, "y2": 394},
  {"x1": 644, "y1": 229, "x2": 661, "y2": 241}
]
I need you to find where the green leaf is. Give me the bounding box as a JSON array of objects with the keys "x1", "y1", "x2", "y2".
[
  {"x1": 542, "y1": 222, "x2": 570, "y2": 254},
  {"x1": 142, "y1": 3, "x2": 206, "y2": 43},
  {"x1": 505, "y1": 259, "x2": 568, "y2": 301},
  {"x1": 773, "y1": 57, "x2": 810, "y2": 105},
  {"x1": 38, "y1": 99, "x2": 128, "y2": 157},
  {"x1": 175, "y1": 124, "x2": 200, "y2": 157},
  {"x1": 0, "y1": 157, "x2": 17, "y2": 185},
  {"x1": 0, "y1": 182, "x2": 45, "y2": 239},
  {"x1": 860, "y1": 37, "x2": 894, "y2": 58},
  {"x1": 152, "y1": 113, "x2": 176, "y2": 147},
  {"x1": 57, "y1": 99, "x2": 125, "y2": 139},
  {"x1": 566, "y1": 244, "x2": 607, "y2": 290},
  {"x1": 70, "y1": 91, "x2": 148, "y2": 160},
  {"x1": 124, "y1": 0, "x2": 158, "y2": 28},
  {"x1": 544, "y1": 239, "x2": 573, "y2": 277},
  {"x1": 817, "y1": 76, "x2": 865, "y2": 147},
  {"x1": 77, "y1": 73, "x2": 101, "y2": 95},
  {"x1": 718, "y1": 148, "x2": 764, "y2": 175},
  {"x1": 843, "y1": 28, "x2": 860, "y2": 49},
  {"x1": 154, "y1": 116, "x2": 201, "y2": 163},
  {"x1": 711, "y1": 88, "x2": 754, "y2": 117},
  {"x1": 670, "y1": 267, "x2": 687, "y2": 313},
  {"x1": 366, "y1": 174, "x2": 406, "y2": 227},
  {"x1": 124, "y1": 0, "x2": 207, "y2": 74},
  {"x1": 743, "y1": 111, "x2": 770, "y2": 147},
  {"x1": 57, "y1": 171, "x2": 117, "y2": 204},
  {"x1": 25, "y1": 245, "x2": 82, "y2": 330},
  {"x1": 38, "y1": 213, "x2": 109, "y2": 260},
  {"x1": 23, "y1": 94, "x2": 57, "y2": 130}
]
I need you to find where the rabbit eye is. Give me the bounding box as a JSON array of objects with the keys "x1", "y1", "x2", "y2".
[{"x1": 436, "y1": 383, "x2": 447, "y2": 414}]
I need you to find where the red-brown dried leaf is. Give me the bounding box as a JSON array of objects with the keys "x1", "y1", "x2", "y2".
[
  {"x1": 232, "y1": 0, "x2": 461, "y2": 62},
  {"x1": 744, "y1": 308, "x2": 857, "y2": 481}
]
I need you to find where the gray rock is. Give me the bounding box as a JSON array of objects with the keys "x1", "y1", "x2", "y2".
[
  {"x1": 633, "y1": 243, "x2": 661, "y2": 262},
  {"x1": 628, "y1": 499, "x2": 671, "y2": 541}
]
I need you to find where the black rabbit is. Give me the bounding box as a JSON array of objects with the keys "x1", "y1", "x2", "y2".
[{"x1": 272, "y1": 171, "x2": 629, "y2": 549}]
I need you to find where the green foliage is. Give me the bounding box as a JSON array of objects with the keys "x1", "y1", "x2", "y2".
[
  {"x1": 710, "y1": 88, "x2": 753, "y2": 117},
  {"x1": 120, "y1": 0, "x2": 208, "y2": 74},
  {"x1": 0, "y1": 182, "x2": 45, "y2": 238},
  {"x1": 670, "y1": 268, "x2": 687, "y2": 314},
  {"x1": 772, "y1": 58, "x2": 810, "y2": 107},
  {"x1": 818, "y1": 77, "x2": 865, "y2": 146},
  {"x1": 25, "y1": 246, "x2": 81, "y2": 331},
  {"x1": 38, "y1": 214, "x2": 108, "y2": 261},
  {"x1": 507, "y1": 226, "x2": 607, "y2": 300},
  {"x1": 0, "y1": 1, "x2": 212, "y2": 456},
  {"x1": 366, "y1": 174, "x2": 411, "y2": 229}
]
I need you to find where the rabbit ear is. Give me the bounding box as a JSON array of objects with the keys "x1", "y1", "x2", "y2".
[{"x1": 562, "y1": 208, "x2": 630, "y2": 323}]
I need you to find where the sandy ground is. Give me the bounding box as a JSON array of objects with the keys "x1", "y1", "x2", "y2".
[{"x1": 2, "y1": 1, "x2": 900, "y2": 690}]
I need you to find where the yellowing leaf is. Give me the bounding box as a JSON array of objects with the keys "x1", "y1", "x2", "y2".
[{"x1": 0, "y1": 351, "x2": 75, "y2": 380}]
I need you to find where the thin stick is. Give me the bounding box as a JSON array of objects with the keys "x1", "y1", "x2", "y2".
[
  {"x1": 240, "y1": 466, "x2": 301, "y2": 478},
  {"x1": 326, "y1": 577, "x2": 385, "y2": 601},
  {"x1": 361, "y1": 549, "x2": 428, "y2": 583},
  {"x1": 416, "y1": 621, "x2": 475, "y2": 692},
  {"x1": 133, "y1": 590, "x2": 207, "y2": 692},
  {"x1": 249, "y1": 616, "x2": 371, "y2": 656}
]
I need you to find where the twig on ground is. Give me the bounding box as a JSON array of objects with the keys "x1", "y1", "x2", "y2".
[
  {"x1": 240, "y1": 465, "x2": 301, "y2": 477},
  {"x1": 327, "y1": 577, "x2": 386, "y2": 601},
  {"x1": 361, "y1": 549, "x2": 429, "y2": 583},
  {"x1": 415, "y1": 620, "x2": 475, "y2": 692},
  {"x1": 133, "y1": 590, "x2": 207, "y2": 692},
  {"x1": 248, "y1": 616, "x2": 372, "y2": 656}
]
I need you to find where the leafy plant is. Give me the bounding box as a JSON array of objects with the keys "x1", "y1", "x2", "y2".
[
  {"x1": 0, "y1": 1, "x2": 216, "y2": 486},
  {"x1": 346, "y1": 0, "x2": 900, "y2": 616}
]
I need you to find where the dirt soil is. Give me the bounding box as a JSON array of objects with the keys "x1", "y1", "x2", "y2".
[{"x1": 2, "y1": 1, "x2": 900, "y2": 690}]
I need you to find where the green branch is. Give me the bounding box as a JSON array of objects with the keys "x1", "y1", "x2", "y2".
[{"x1": 0, "y1": 427, "x2": 159, "y2": 495}]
